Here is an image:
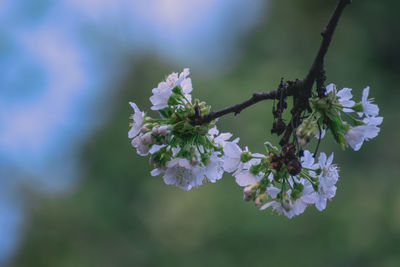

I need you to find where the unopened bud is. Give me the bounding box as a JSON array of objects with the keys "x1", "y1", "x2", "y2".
[
  {"x1": 152, "y1": 127, "x2": 159, "y2": 134},
  {"x1": 243, "y1": 193, "x2": 253, "y2": 202},
  {"x1": 282, "y1": 194, "x2": 293, "y2": 211},
  {"x1": 158, "y1": 125, "x2": 169, "y2": 136},
  {"x1": 254, "y1": 194, "x2": 266, "y2": 207},
  {"x1": 141, "y1": 132, "x2": 154, "y2": 145},
  {"x1": 298, "y1": 136, "x2": 310, "y2": 147},
  {"x1": 244, "y1": 186, "x2": 255, "y2": 196},
  {"x1": 287, "y1": 159, "x2": 302, "y2": 175},
  {"x1": 141, "y1": 126, "x2": 150, "y2": 134}
]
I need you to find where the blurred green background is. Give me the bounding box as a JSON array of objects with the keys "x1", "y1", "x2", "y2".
[{"x1": 8, "y1": 0, "x2": 400, "y2": 266}]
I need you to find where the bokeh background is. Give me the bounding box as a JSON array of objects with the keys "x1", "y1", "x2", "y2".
[{"x1": 1, "y1": 0, "x2": 400, "y2": 266}]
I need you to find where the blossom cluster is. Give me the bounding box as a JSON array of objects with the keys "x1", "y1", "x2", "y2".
[
  {"x1": 298, "y1": 84, "x2": 383, "y2": 151},
  {"x1": 129, "y1": 69, "x2": 233, "y2": 190},
  {"x1": 129, "y1": 69, "x2": 382, "y2": 218}
]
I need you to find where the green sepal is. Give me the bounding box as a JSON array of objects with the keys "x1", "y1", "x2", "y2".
[
  {"x1": 240, "y1": 152, "x2": 252, "y2": 163},
  {"x1": 172, "y1": 86, "x2": 181, "y2": 94},
  {"x1": 293, "y1": 182, "x2": 304, "y2": 192},
  {"x1": 158, "y1": 108, "x2": 172, "y2": 118},
  {"x1": 264, "y1": 141, "x2": 278, "y2": 153}
]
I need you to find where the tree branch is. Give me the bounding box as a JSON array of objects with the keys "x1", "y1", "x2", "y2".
[
  {"x1": 303, "y1": 0, "x2": 352, "y2": 97},
  {"x1": 279, "y1": 0, "x2": 352, "y2": 146},
  {"x1": 190, "y1": 88, "x2": 286, "y2": 125},
  {"x1": 190, "y1": 0, "x2": 352, "y2": 144}
]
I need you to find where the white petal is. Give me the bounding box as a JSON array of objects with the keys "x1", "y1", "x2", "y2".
[
  {"x1": 362, "y1": 86, "x2": 370, "y2": 102},
  {"x1": 260, "y1": 201, "x2": 276, "y2": 211},
  {"x1": 234, "y1": 171, "x2": 257, "y2": 186},
  {"x1": 337, "y1": 87, "x2": 353, "y2": 101},
  {"x1": 151, "y1": 168, "x2": 163, "y2": 176},
  {"x1": 181, "y1": 78, "x2": 193, "y2": 94},
  {"x1": 128, "y1": 126, "x2": 140, "y2": 139},
  {"x1": 344, "y1": 127, "x2": 365, "y2": 151},
  {"x1": 318, "y1": 152, "x2": 327, "y2": 167},
  {"x1": 266, "y1": 186, "x2": 280, "y2": 198},
  {"x1": 223, "y1": 157, "x2": 241, "y2": 173},
  {"x1": 205, "y1": 154, "x2": 224, "y2": 183},
  {"x1": 361, "y1": 125, "x2": 380, "y2": 140},
  {"x1": 315, "y1": 196, "x2": 327, "y2": 211},
  {"x1": 149, "y1": 144, "x2": 166, "y2": 154},
  {"x1": 325, "y1": 83, "x2": 336, "y2": 94},
  {"x1": 326, "y1": 153, "x2": 334, "y2": 167},
  {"x1": 214, "y1": 133, "x2": 232, "y2": 146},
  {"x1": 364, "y1": 116, "x2": 383, "y2": 126},
  {"x1": 223, "y1": 142, "x2": 242, "y2": 158},
  {"x1": 208, "y1": 126, "x2": 219, "y2": 136}
]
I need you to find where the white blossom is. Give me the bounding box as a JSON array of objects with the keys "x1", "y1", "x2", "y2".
[
  {"x1": 208, "y1": 126, "x2": 233, "y2": 147},
  {"x1": 149, "y1": 68, "x2": 192, "y2": 110},
  {"x1": 215, "y1": 133, "x2": 233, "y2": 147},
  {"x1": 260, "y1": 196, "x2": 308, "y2": 219},
  {"x1": 301, "y1": 150, "x2": 318, "y2": 170},
  {"x1": 314, "y1": 152, "x2": 339, "y2": 211},
  {"x1": 318, "y1": 153, "x2": 338, "y2": 185},
  {"x1": 163, "y1": 158, "x2": 204, "y2": 190},
  {"x1": 344, "y1": 126, "x2": 365, "y2": 151},
  {"x1": 358, "y1": 86, "x2": 379, "y2": 118},
  {"x1": 299, "y1": 180, "x2": 318, "y2": 205},
  {"x1": 150, "y1": 79, "x2": 173, "y2": 110},
  {"x1": 345, "y1": 115, "x2": 382, "y2": 151},
  {"x1": 128, "y1": 102, "x2": 144, "y2": 138},
  {"x1": 336, "y1": 87, "x2": 355, "y2": 112},
  {"x1": 326, "y1": 83, "x2": 355, "y2": 112},
  {"x1": 208, "y1": 126, "x2": 219, "y2": 136},
  {"x1": 132, "y1": 135, "x2": 152, "y2": 156},
  {"x1": 222, "y1": 140, "x2": 243, "y2": 173},
  {"x1": 297, "y1": 152, "x2": 339, "y2": 211},
  {"x1": 362, "y1": 116, "x2": 383, "y2": 141},
  {"x1": 204, "y1": 152, "x2": 225, "y2": 183},
  {"x1": 152, "y1": 125, "x2": 170, "y2": 136},
  {"x1": 234, "y1": 159, "x2": 263, "y2": 186}
]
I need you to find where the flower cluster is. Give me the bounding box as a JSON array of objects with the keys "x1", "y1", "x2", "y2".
[
  {"x1": 129, "y1": 69, "x2": 233, "y2": 190},
  {"x1": 129, "y1": 70, "x2": 382, "y2": 219},
  {"x1": 224, "y1": 140, "x2": 339, "y2": 218},
  {"x1": 298, "y1": 84, "x2": 383, "y2": 151}
]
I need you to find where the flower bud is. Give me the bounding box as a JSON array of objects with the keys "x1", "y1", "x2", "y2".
[
  {"x1": 281, "y1": 194, "x2": 293, "y2": 211},
  {"x1": 141, "y1": 126, "x2": 150, "y2": 134},
  {"x1": 141, "y1": 132, "x2": 154, "y2": 145},
  {"x1": 158, "y1": 125, "x2": 169, "y2": 136},
  {"x1": 254, "y1": 194, "x2": 266, "y2": 206},
  {"x1": 244, "y1": 185, "x2": 255, "y2": 196},
  {"x1": 287, "y1": 159, "x2": 302, "y2": 175}
]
